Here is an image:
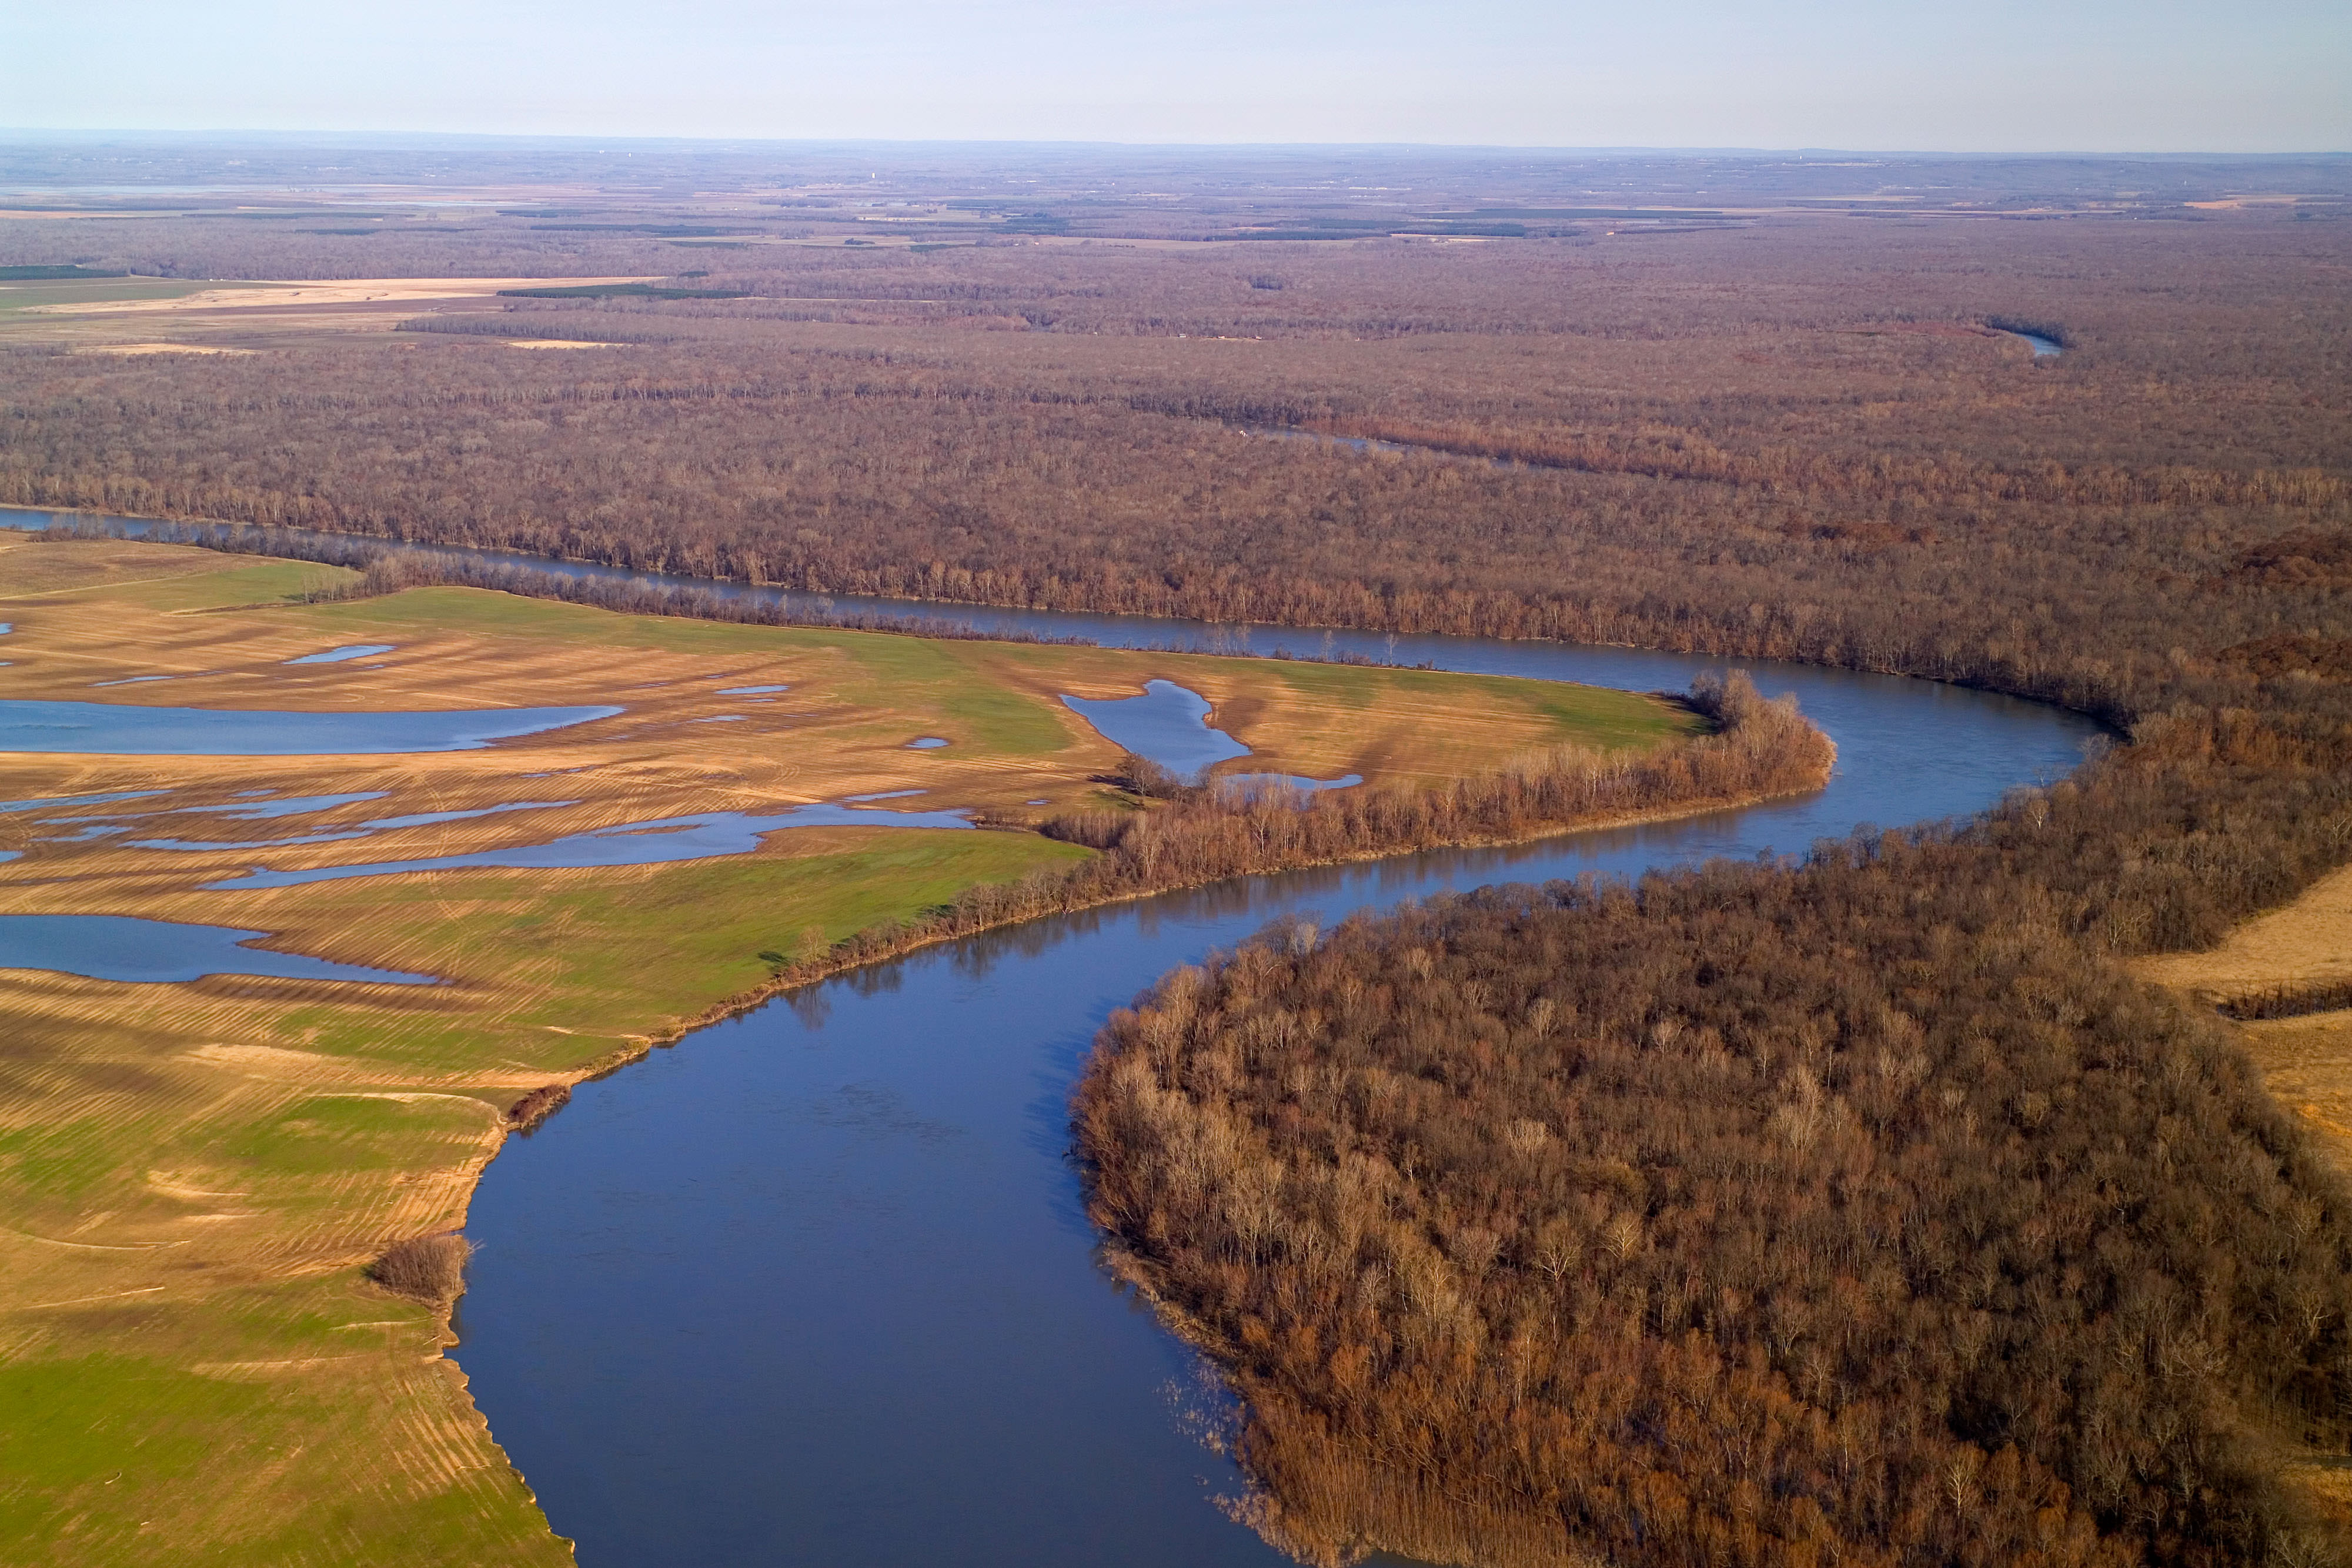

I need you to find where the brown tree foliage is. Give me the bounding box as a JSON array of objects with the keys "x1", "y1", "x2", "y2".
[
  {"x1": 681, "y1": 675, "x2": 1831, "y2": 1027},
  {"x1": 1077, "y1": 847, "x2": 2352, "y2": 1568}
]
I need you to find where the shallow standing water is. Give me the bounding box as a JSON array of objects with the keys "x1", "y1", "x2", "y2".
[
  {"x1": 0, "y1": 914, "x2": 440, "y2": 985},
  {"x1": 0, "y1": 698, "x2": 621, "y2": 755},
  {"x1": 1062, "y1": 678, "x2": 1252, "y2": 780},
  {"x1": 0, "y1": 507, "x2": 2104, "y2": 1564}
]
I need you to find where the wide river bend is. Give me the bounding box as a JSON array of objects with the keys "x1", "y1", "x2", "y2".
[{"x1": 0, "y1": 507, "x2": 2102, "y2": 1566}]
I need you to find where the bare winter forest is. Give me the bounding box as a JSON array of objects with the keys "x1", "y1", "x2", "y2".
[{"x1": 6, "y1": 141, "x2": 2352, "y2": 1568}]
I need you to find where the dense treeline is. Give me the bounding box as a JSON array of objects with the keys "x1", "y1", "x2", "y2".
[
  {"x1": 1287, "y1": 412, "x2": 2346, "y2": 511},
  {"x1": 5, "y1": 218, "x2": 2347, "y2": 734},
  {"x1": 2222, "y1": 981, "x2": 2352, "y2": 1021},
  {"x1": 667, "y1": 675, "x2": 1833, "y2": 1039},
  {"x1": 1036, "y1": 674, "x2": 1830, "y2": 880},
  {"x1": 1076, "y1": 849, "x2": 2352, "y2": 1568}
]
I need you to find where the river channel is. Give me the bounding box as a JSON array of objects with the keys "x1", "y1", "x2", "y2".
[{"x1": 0, "y1": 506, "x2": 2103, "y2": 1566}]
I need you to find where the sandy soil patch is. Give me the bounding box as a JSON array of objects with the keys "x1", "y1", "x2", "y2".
[
  {"x1": 22, "y1": 276, "x2": 659, "y2": 318},
  {"x1": 76, "y1": 341, "x2": 259, "y2": 356},
  {"x1": 2133, "y1": 862, "x2": 2352, "y2": 1001}
]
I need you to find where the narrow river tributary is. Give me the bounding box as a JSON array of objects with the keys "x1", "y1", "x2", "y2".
[{"x1": 0, "y1": 507, "x2": 2104, "y2": 1566}]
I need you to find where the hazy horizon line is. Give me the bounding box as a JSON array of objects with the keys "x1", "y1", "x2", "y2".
[{"x1": 0, "y1": 129, "x2": 2346, "y2": 161}]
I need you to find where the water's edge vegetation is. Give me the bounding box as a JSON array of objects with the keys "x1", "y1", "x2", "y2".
[{"x1": 586, "y1": 672, "x2": 1832, "y2": 1077}]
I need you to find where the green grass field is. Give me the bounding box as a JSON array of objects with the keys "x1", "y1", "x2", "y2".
[
  {"x1": 118, "y1": 559, "x2": 359, "y2": 610},
  {"x1": 296, "y1": 587, "x2": 1700, "y2": 773}
]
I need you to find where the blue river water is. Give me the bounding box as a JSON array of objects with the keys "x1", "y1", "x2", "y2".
[{"x1": 0, "y1": 505, "x2": 2104, "y2": 1566}]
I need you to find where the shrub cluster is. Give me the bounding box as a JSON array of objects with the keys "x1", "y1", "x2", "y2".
[{"x1": 366, "y1": 1234, "x2": 473, "y2": 1308}]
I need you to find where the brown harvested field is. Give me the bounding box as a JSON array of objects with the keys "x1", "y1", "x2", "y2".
[
  {"x1": 2132, "y1": 865, "x2": 2352, "y2": 1533},
  {"x1": 0, "y1": 534, "x2": 1706, "y2": 1565},
  {"x1": 2230, "y1": 1011, "x2": 2352, "y2": 1175},
  {"x1": 16, "y1": 276, "x2": 657, "y2": 318},
  {"x1": 73, "y1": 342, "x2": 259, "y2": 357},
  {"x1": 2133, "y1": 862, "x2": 2352, "y2": 1004},
  {"x1": 0, "y1": 533, "x2": 278, "y2": 595},
  {"x1": 0, "y1": 275, "x2": 658, "y2": 352},
  {"x1": 2134, "y1": 865, "x2": 2352, "y2": 1175}
]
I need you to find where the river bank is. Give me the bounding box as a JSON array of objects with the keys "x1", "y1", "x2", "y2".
[
  {"x1": 0, "y1": 539, "x2": 1801, "y2": 1567},
  {"x1": 455, "y1": 681, "x2": 2084, "y2": 1567},
  {"x1": 563, "y1": 731, "x2": 1835, "y2": 1089},
  {"x1": 0, "y1": 519, "x2": 2104, "y2": 1568}
]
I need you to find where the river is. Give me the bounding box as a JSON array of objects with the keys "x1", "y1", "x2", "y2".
[{"x1": 0, "y1": 504, "x2": 2102, "y2": 1566}]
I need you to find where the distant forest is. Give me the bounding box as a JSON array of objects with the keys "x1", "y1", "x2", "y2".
[
  {"x1": 4, "y1": 213, "x2": 2346, "y2": 724},
  {"x1": 4, "y1": 166, "x2": 2351, "y2": 1566}
]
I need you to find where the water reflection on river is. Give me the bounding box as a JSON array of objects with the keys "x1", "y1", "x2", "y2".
[
  {"x1": 450, "y1": 686, "x2": 2094, "y2": 1559},
  {"x1": 453, "y1": 767, "x2": 2079, "y2": 1567},
  {"x1": 0, "y1": 506, "x2": 2103, "y2": 1567}
]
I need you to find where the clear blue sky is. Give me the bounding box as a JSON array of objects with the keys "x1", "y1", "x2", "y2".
[{"x1": 5, "y1": 0, "x2": 2346, "y2": 152}]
